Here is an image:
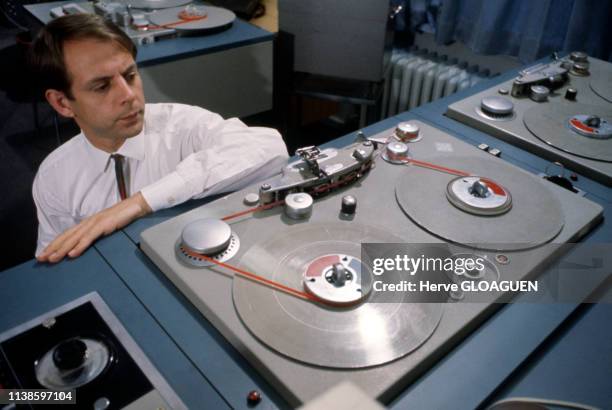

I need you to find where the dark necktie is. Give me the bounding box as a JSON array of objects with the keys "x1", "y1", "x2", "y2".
[{"x1": 111, "y1": 154, "x2": 128, "y2": 201}]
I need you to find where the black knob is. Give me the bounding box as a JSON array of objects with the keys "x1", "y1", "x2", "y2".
[
  {"x1": 585, "y1": 116, "x2": 601, "y2": 128},
  {"x1": 341, "y1": 195, "x2": 357, "y2": 215},
  {"x1": 565, "y1": 88, "x2": 577, "y2": 101},
  {"x1": 53, "y1": 339, "x2": 87, "y2": 370},
  {"x1": 470, "y1": 180, "x2": 489, "y2": 198}
]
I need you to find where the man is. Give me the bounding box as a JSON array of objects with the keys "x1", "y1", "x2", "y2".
[{"x1": 31, "y1": 14, "x2": 288, "y2": 263}]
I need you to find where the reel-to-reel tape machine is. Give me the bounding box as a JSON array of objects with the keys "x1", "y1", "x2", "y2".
[
  {"x1": 54, "y1": 0, "x2": 237, "y2": 45},
  {"x1": 140, "y1": 120, "x2": 602, "y2": 406},
  {"x1": 446, "y1": 52, "x2": 612, "y2": 186}
]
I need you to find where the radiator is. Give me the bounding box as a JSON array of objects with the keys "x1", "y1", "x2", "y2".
[{"x1": 381, "y1": 48, "x2": 492, "y2": 118}]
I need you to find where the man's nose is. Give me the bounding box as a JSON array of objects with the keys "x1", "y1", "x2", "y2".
[{"x1": 116, "y1": 76, "x2": 136, "y2": 104}]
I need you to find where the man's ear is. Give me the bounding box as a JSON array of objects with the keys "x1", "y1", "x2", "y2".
[{"x1": 45, "y1": 89, "x2": 76, "y2": 118}]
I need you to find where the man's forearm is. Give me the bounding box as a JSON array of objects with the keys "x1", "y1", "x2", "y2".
[
  {"x1": 37, "y1": 192, "x2": 152, "y2": 263},
  {"x1": 122, "y1": 191, "x2": 153, "y2": 221}
]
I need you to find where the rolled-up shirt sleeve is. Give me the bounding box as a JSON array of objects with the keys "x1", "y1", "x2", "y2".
[
  {"x1": 32, "y1": 172, "x2": 76, "y2": 256},
  {"x1": 140, "y1": 105, "x2": 288, "y2": 211}
]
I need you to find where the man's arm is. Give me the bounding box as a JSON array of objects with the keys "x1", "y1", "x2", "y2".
[
  {"x1": 36, "y1": 192, "x2": 152, "y2": 263},
  {"x1": 36, "y1": 104, "x2": 287, "y2": 263},
  {"x1": 140, "y1": 104, "x2": 289, "y2": 213},
  {"x1": 33, "y1": 170, "x2": 76, "y2": 257}
]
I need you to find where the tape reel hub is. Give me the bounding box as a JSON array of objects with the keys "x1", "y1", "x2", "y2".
[
  {"x1": 178, "y1": 4, "x2": 207, "y2": 19},
  {"x1": 303, "y1": 254, "x2": 370, "y2": 306},
  {"x1": 568, "y1": 115, "x2": 612, "y2": 140},
  {"x1": 446, "y1": 176, "x2": 512, "y2": 216}
]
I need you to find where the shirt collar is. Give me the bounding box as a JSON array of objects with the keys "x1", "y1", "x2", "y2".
[
  {"x1": 116, "y1": 127, "x2": 145, "y2": 162},
  {"x1": 79, "y1": 133, "x2": 110, "y2": 173},
  {"x1": 79, "y1": 126, "x2": 146, "y2": 172}
]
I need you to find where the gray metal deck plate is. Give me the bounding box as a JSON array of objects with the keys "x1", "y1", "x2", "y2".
[
  {"x1": 590, "y1": 70, "x2": 612, "y2": 102},
  {"x1": 140, "y1": 121, "x2": 602, "y2": 406}
]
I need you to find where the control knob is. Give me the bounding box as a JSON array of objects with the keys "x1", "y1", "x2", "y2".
[
  {"x1": 341, "y1": 195, "x2": 357, "y2": 215},
  {"x1": 565, "y1": 88, "x2": 577, "y2": 101},
  {"x1": 529, "y1": 85, "x2": 550, "y2": 102}
]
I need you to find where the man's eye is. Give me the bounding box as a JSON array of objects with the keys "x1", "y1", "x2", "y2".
[{"x1": 94, "y1": 83, "x2": 109, "y2": 92}]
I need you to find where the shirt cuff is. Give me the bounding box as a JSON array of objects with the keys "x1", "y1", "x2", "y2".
[{"x1": 140, "y1": 171, "x2": 196, "y2": 212}]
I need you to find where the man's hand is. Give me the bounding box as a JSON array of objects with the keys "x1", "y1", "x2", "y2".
[{"x1": 37, "y1": 192, "x2": 152, "y2": 263}]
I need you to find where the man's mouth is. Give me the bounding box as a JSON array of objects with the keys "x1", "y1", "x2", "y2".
[{"x1": 119, "y1": 110, "x2": 141, "y2": 121}]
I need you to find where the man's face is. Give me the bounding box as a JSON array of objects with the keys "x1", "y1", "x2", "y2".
[{"x1": 58, "y1": 38, "x2": 145, "y2": 150}]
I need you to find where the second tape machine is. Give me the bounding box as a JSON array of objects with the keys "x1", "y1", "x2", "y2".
[{"x1": 446, "y1": 51, "x2": 612, "y2": 186}]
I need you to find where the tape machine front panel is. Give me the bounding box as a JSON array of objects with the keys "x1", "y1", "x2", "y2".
[{"x1": 140, "y1": 120, "x2": 602, "y2": 406}]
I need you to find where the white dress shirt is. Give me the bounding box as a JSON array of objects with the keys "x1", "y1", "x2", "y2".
[{"x1": 33, "y1": 103, "x2": 288, "y2": 255}]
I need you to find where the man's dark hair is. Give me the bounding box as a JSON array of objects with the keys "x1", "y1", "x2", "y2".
[{"x1": 30, "y1": 14, "x2": 137, "y2": 99}]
